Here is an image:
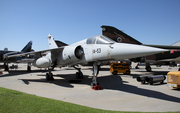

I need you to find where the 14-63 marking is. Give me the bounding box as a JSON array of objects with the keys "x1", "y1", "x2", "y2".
[{"x1": 93, "y1": 48, "x2": 101, "y2": 53}]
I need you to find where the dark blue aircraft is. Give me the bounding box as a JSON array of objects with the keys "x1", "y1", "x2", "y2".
[{"x1": 0, "y1": 41, "x2": 34, "y2": 71}]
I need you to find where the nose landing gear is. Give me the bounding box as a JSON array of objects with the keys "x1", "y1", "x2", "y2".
[{"x1": 91, "y1": 62, "x2": 102, "y2": 90}]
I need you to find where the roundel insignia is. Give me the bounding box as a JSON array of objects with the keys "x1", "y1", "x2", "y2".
[
  {"x1": 117, "y1": 37, "x2": 122, "y2": 43},
  {"x1": 102, "y1": 28, "x2": 106, "y2": 31}
]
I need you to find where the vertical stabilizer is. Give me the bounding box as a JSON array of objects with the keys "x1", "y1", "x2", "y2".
[
  {"x1": 172, "y1": 41, "x2": 180, "y2": 46},
  {"x1": 101, "y1": 25, "x2": 142, "y2": 45},
  {"x1": 21, "y1": 41, "x2": 32, "y2": 52},
  {"x1": 4, "y1": 48, "x2": 8, "y2": 51},
  {"x1": 48, "y1": 33, "x2": 58, "y2": 49}
]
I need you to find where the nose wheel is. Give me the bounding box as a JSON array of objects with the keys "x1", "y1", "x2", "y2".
[{"x1": 91, "y1": 82, "x2": 102, "y2": 90}]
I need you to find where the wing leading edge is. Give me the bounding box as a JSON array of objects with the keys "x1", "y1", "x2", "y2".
[{"x1": 6, "y1": 47, "x2": 65, "y2": 58}]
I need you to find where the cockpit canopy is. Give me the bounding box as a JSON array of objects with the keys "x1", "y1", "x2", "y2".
[{"x1": 86, "y1": 35, "x2": 115, "y2": 44}]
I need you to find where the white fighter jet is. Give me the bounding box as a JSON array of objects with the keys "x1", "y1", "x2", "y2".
[{"x1": 7, "y1": 34, "x2": 168, "y2": 89}]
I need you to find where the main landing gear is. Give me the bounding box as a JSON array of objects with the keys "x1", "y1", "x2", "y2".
[
  {"x1": 27, "y1": 63, "x2": 31, "y2": 72},
  {"x1": 91, "y1": 62, "x2": 102, "y2": 90},
  {"x1": 45, "y1": 65, "x2": 84, "y2": 81},
  {"x1": 4, "y1": 63, "x2": 9, "y2": 71},
  {"x1": 46, "y1": 67, "x2": 54, "y2": 80},
  {"x1": 73, "y1": 66, "x2": 84, "y2": 79},
  {"x1": 145, "y1": 63, "x2": 152, "y2": 72},
  {"x1": 45, "y1": 63, "x2": 102, "y2": 90}
]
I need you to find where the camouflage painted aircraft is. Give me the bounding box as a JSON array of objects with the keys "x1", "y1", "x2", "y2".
[{"x1": 101, "y1": 25, "x2": 180, "y2": 71}]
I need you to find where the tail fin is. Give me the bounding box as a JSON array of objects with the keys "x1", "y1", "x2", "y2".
[
  {"x1": 48, "y1": 34, "x2": 58, "y2": 49},
  {"x1": 172, "y1": 41, "x2": 180, "y2": 46},
  {"x1": 21, "y1": 41, "x2": 32, "y2": 52},
  {"x1": 4, "y1": 48, "x2": 8, "y2": 51},
  {"x1": 101, "y1": 25, "x2": 142, "y2": 45}
]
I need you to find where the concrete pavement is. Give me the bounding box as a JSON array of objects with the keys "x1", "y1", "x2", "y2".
[{"x1": 0, "y1": 63, "x2": 180, "y2": 112}]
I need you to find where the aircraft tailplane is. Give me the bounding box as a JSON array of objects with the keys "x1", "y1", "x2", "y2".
[{"x1": 48, "y1": 34, "x2": 58, "y2": 49}]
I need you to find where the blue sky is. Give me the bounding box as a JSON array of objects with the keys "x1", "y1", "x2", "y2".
[{"x1": 0, "y1": 0, "x2": 180, "y2": 51}]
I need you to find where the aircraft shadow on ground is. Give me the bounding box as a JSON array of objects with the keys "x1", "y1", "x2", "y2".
[
  {"x1": 2, "y1": 68, "x2": 180, "y2": 104},
  {"x1": 21, "y1": 73, "x2": 92, "y2": 88},
  {"x1": 116, "y1": 84, "x2": 180, "y2": 103},
  {"x1": 20, "y1": 77, "x2": 74, "y2": 88},
  {"x1": 98, "y1": 75, "x2": 180, "y2": 104},
  {"x1": 0, "y1": 70, "x2": 48, "y2": 78},
  {"x1": 19, "y1": 72, "x2": 180, "y2": 104}
]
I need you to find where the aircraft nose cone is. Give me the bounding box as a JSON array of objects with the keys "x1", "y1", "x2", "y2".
[{"x1": 110, "y1": 43, "x2": 168, "y2": 60}]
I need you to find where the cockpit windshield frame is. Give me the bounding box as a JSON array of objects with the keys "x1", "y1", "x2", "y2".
[{"x1": 86, "y1": 35, "x2": 115, "y2": 44}]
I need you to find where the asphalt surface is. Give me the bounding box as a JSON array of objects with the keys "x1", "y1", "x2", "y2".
[{"x1": 0, "y1": 63, "x2": 180, "y2": 112}]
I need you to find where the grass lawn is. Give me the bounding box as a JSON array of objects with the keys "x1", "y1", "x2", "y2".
[{"x1": 0, "y1": 87, "x2": 179, "y2": 113}]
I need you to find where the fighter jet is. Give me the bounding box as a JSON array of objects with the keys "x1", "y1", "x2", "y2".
[
  {"x1": 7, "y1": 34, "x2": 168, "y2": 89},
  {"x1": 1, "y1": 41, "x2": 34, "y2": 71},
  {"x1": 101, "y1": 25, "x2": 180, "y2": 71}
]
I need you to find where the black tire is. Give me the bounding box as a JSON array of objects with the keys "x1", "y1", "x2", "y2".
[
  {"x1": 75, "y1": 72, "x2": 83, "y2": 79},
  {"x1": 46, "y1": 73, "x2": 50, "y2": 80},
  {"x1": 160, "y1": 80, "x2": 164, "y2": 84},
  {"x1": 146, "y1": 66, "x2": 152, "y2": 72},
  {"x1": 125, "y1": 71, "x2": 130, "y2": 75},
  {"x1": 112, "y1": 71, "x2": 117, "y2": 75},
  {"x1": 141, "y1": 81, "x2": 145, "y2": 84},
  {"x1": 4, "y1": 65, "x2": 9, "y2": 71},
  {"x1": 75, "y1": 72, "x2": 79, "y2": 79},
  {"x1": 149, "y1": 82, "x2": 153, "y2": 85},
  {"x1": 27, "y1": 66, "x2": 31, "y2": 72}
]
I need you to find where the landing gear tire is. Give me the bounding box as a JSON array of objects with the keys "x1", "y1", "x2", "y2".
[
  {"x1": 160, "y1": 80, "x2": 164, "y2": 84},
  {"x1": 146, "y1": 66, "x2": 152, "y2": 72},
  {"x1": 125, "y1": 71, "x2": 130, "y2": 75},
  {"x1": 4, "y1": 64, "x2": 9, "y2": 71},
  {"x1": 76, "y1": 72, "x2": 83, "y2": 79},
  {"x1": 27, "y1": 65, "x2": 31, "y2": 72},
  {"x1": 46, "y1": 73, "x2": 50, "y2": 80},
  {"x1": 46, "y1": 73, "x2": 54, "y2": 80},
  {"x1": 141, "y1": 81, "x2": 145, "y2": 84},
  {"x1": 149, "y1": 82, "x2": 153, "y2": 85},
  {"x1": 91, "y1": 82, "x2": 102, "y2": 90},
  {"x1": 73, "y1": 66, "x2": 84, "y2": 79},
  {"x1": 112, "y1": 71, "x2": 117, "y2": 75}
]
